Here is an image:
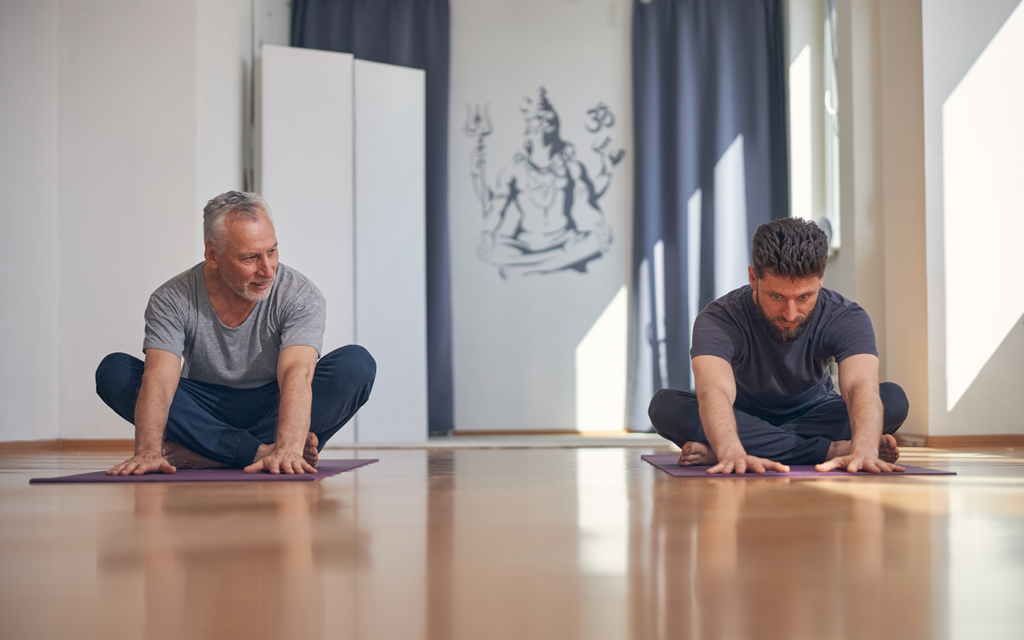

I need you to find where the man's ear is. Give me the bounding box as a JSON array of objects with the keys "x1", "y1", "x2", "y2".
[
  {"x1": 204, "y1": 242, "x2": 217, "y2": 267},
  {"x1": 748, "y1": 265, "x2": 757, "y2": 290}
]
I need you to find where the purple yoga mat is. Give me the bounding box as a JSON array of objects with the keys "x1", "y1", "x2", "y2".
[
  {"x1": 642, "y1": 454, "x2": 955, "y2": 477},
  {"x1": 29, "y1": 458, "x2": 378, "y2": 484}
]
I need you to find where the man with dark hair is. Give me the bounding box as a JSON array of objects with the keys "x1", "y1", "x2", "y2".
[
  {"x1": 648, "y1": 217, "x2": 907, "y2": 474},
  {"x1": 96, "y1": 191, "x2": 376, "y2": 475}
]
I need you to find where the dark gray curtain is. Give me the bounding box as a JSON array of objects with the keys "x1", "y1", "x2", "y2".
[
  {"x1": 629, "y1": 0, "x2": 788, "y2": 429},
  {"x1": 292, "y1": 0, "x2": 454, "y2": 435}
]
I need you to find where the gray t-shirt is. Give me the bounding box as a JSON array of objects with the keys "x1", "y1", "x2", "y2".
[
  {"x1": 690, "y1": 285, "x2": 877, "y2": 420},
  {"x1": 143, "y1": 262, "x2": 326, "y2": 389}
]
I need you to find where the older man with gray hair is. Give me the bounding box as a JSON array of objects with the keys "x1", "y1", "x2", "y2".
[{"x1": 96, "y1": 191, "x2": 375, "y2": 475}]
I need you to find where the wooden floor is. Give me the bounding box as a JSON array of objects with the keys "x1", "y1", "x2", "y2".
[{"x1": 2, "y1": 442, "x2": 1024, "y2": 640}]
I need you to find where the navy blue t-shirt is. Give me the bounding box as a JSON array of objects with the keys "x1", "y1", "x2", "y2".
[{"x1": 690, "y1": 285, "x2": 877, "y2": 420}]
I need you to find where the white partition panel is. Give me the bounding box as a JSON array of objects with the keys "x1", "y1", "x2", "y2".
[
  {"x1": 259, "y1": 44, "x2": 356, "y2": 443},
  {"x1": 354, "y1": 60, "x2": 428, "y2": 442}
]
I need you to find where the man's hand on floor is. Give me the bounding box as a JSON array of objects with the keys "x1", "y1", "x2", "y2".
[
  {"x1": 815, "y1": 455, "x2": 905, "y2": 473},
  {"x1": 244, "y1": 448, "x2": 316, "y2": 474},
  {"x1": 708, "y1": 454, "x2": 790, "y2": 475},
  {"x1": 107, "y1": 452, "x2": 176, "y2": 475}
]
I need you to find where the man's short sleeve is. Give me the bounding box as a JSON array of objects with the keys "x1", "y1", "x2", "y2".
[
  {"x1": 690, "y1": 307, "x2": 739, "y2": 363},
  {"x1": 278, "y1": 283, "x2": 326, "y2": 356},
  {"x1": 825, "y1": 303, "x2": 878, "y2": 363},
  {"x1": 143, "y1": 289, "x2": 187, "y2": 357}
]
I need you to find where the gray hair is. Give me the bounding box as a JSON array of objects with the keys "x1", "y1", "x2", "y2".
[{"x1": 202, "y1": 191, "x2": 274, "y2": 248}]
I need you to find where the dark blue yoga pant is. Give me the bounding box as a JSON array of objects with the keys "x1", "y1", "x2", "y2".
[
  {"x1": 95, "y1": 346, "x2": 376, "y2": 467},
  {"x1": 647, "y1": 382, "x2": 908, "y2": 465}
]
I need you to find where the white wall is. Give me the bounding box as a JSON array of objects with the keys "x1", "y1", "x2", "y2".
[
  {"x1": 10, "y1": 0, "x2": 1012, "y2": 442},
  {"x1": 0, "y1": 0, "x2": 60, "y2": 442},
  {"x1": 922, "y1": 0, "x2": 1024, "y2": 436},
  {"x1": 813, "y1": 0, "x2": 1021, "y2": 439},
  {"x1": 57, "y1": 0, "x2": 200, "y2": 439},
  {"x1": 259, "y1": 45, "x2": 356, "y2": 362},
  {"x1": 0, "y1": 0, "x2": 280, "y2": 442},
  {"x1": 449, "y1": 0, "x2": 634, "y2": 432},
  {"x1": 785, "y1": 0, "x2": 826, "y2": 224},
  {"x1": 197, "y1": 0, "x2": 253, "y2": 260},
  {"x1": 877, "y1": 0, "x2": 929, "y2": 438},
  {"x1": 829, "y1": 0, "x2": 887, "y2": 374},
  {"x1": 353, "y1": 60, "x2": 429, "y2": 443},
  {"x1": 808, "y1": 0, "x2": 931, "y2": 439},
  {"x1": 258, "y1": 49, "x2": 428, "y2": 443}
]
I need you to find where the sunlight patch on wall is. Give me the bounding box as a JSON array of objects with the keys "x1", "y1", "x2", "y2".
[
  {"x1": 653, "y1": 240, "x2": 668, "y2": 387},
  {"x1": 789, "y1": 45, "x2": 813, "y2": 222},
  {"x1": 942, "y1": 2, "x2": 1024, "y2": 411},
  {"x1": 714, "y1": 134, "x2": 749, "y2": 298},
  {"x1": 576, "y1": 285, "x2": 628, "y2": 431},
  {"x1": 687, "y1": 188, "x2": 702, "y2": 391},
  {"x1": 631, "y1": 257, "x2": 655, "y2": 426}
]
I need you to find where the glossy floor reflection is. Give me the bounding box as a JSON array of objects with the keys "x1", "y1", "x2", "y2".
[{"x1": 1, "y1": 445, "x2": 1023, "y2": 639}]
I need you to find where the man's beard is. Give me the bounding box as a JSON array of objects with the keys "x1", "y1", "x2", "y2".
[
  {"x1": 232, "y1": 277, "x2": 274, "y2": 303},
  {"x1": 755, "y1": 294, "x2": 813, "y2": 343}
]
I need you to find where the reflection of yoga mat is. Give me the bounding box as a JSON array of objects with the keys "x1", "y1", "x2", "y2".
[
  {"x1": 29, "y1": 459, "x2": 378, "y2": 484},
  {"x1": 642, "y1": 454, "x2": 955, "y2": 477}
]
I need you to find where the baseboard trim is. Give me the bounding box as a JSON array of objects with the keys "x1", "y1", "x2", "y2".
[
  {"x1": 894, "y1": 433, "x2": 927, "y2": 447},
  {"x1": 0, "y1": 440, "x2": 59, "y2": 453},
  {"x1": 0, "y1": 439, "x2": 134, "y2": 453},
  {"x1": 924, "y1": 435, "x2": 1024, "y2": 448},
  {"x1": 452, "y1": 429, "x2": 632, "y2": 437}
]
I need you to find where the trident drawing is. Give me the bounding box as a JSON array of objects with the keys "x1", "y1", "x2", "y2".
[
  {"x1": 464, "y1": 103, "x2": 493, "y2": 151},
  {"x1": 465, "y1": 104, "x2": 494, "y2": 217}
]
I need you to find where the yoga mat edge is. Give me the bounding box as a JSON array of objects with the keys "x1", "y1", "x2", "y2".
[
  {"x1": 641, "y1": 454, "x2": 955, "y2": 477},
  {"x1": 29, "y1": 458, "x2": 378, "y2": 484}
]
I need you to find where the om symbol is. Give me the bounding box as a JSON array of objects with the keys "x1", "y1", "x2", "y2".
[{"x1": 585, "y1": 103, "x2": 616, "y2": 133}]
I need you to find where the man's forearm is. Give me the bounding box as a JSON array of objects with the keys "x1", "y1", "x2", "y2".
[
  {"x1": 846, "y1": 384, "x2": 884, "y2": 454},
  {"x1": 275, "y1": 377, "x2": 313, "y2": 454},
  {"x1": 697, "y1": 389, "x2": 744, "y2": 457},
  {"x1": 133, "y1": 377, "x2": 174, "y2": 455}
]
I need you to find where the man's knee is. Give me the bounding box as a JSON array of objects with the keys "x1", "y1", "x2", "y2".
[
  {"x1": 95, "y1": 352, "x2": 140, "y2": 399},
  {"x1": 879, "y1": 382, "x2": 909, "y2": 433},
  {"x1": 318, "y1": 345, "x2": 377, "y2": 403},
  {"x1": 647, "y1": 389, "x2": 674, "y2": 430},
  {"x1": 648, "y1": 388, "x2": 700, "y2": 441}
]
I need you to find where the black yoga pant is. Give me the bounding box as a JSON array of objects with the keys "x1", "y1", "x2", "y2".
[
  {"x1": 96, "y1": 345, "x2": 376, "y2": 467},
  {"x1": 648, "y1": 383, "x2": 908, "y2": 465}
]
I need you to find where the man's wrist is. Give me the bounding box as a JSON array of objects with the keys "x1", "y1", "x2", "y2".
[
  {"x1": 716, "y1": 441, "x2": 746, "y2": 459},
  {"x1": 135, "y1": 445, "x2": 163, "y2": 457},
  {"x1": 273, "y1": 432, "x2": 306, "y2": 454},
  {"x1": 850, "y1": 439, "x2": 878, "y2": 457}
]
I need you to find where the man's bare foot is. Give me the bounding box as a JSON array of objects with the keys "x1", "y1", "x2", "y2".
[
  {"x1": 879, "y1": 434, "x2": 900, "y2": 462},
  {"x1": 826, "y1": 440, "x2": 852, "y2": 460},
  {"x1": 162, "y1": 441, "x2": 228, "y2": 469},
  {"x1": 252, "y1": 432, "x2": 319, "y2": 467},
  {"x1": 305, "y1": 433, "x2": 319, "y2": 467},
  {"x1": 825, "y1": 434, "x2": 900, "y2": 463},
  {"x1": 677, "y1": 441, "x2": 718, "y2": 466}
]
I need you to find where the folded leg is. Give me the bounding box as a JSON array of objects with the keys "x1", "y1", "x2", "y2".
[
  {"x1": 95, "y1": 352, "x2": 273, "y2": 467},
  {"x1": 648, "y1": 383, "x2": 909, "y2": 465},
  {"x1": 309, "y1": 345, "x2": 376, "y2": 448},
  {"x1": 162, "y1": 378, "x2": 273, "y2": 467},
  {"x1": 246, "y1": 345, "x2": 377, "y2": 450},
  {"x1": 648, "y1": 388, "x2": 830, "y2": 465},
  {"x1": 780, "y1": 382, "x2": 909, "y2": 440}
]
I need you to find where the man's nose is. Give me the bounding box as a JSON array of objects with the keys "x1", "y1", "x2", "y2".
[
  {"x1": 257, "y1": 255, "x2": 273, "y2": 276},
  {"x1": 784, "y1": 301, "x2": 798, "y2": 321}
]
